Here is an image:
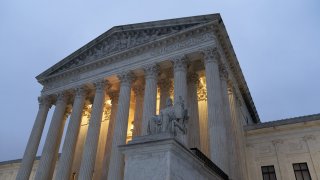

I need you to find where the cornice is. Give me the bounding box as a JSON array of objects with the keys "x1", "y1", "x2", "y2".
[
  {"x1": 213, "y1": 19, "x2": 261, "y2": 123},
  {"x1": 245, "y1": 113, "x2": 320, "y2": 131},
  {"x1": 39, "y1": 21, "x2": 218, "y2": 87}
]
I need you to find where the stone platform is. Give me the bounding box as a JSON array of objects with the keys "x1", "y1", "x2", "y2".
[{"x1": 119, "y1": 133, "x2": 226, "y2": 180}]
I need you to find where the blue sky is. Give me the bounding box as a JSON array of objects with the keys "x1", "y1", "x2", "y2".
[{"x1": 0, "y1": 0, "x2": 319, "y2": 161}]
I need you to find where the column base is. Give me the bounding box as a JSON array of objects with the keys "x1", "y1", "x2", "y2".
[{"x1": 119, "y1": 133, "x2": 227, "y2": 180}]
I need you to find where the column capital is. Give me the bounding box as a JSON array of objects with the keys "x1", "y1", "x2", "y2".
[
  {"x1": 108, "y1": 91, "x2": 120, "y2": 105},
  {"x1": 55, "y1": 91, "x2": 69, "y2": 104},
  {"x1": 143, "y1": 64, "x2": 160, "y2": 79},
  {"x1": 117, "y1": 71, "x2": 136, "y2": 86},
  {"x1": 201, "y1": 47, "x2": 220, "y2": 64},
  {"x1": 38, "y1": 95, "x2": 52, "y2": 108},
  {"x1": 93, "y1": 79, "x2": 110, "y2": 92},
  {"x1": 74, "y1": 86, "x2": 88, "y2": 98},
  {"x1": 219, "y1": 64, "x2": 229, "y2": 81},
  {"x1": 158, "y1": 78, "x2": 172, "y2": 91},
  {"x1": 171, "y1": 55, "x2": 188, "y2": 73},
  {"x1": 187, "y1": 72, "x2": 199, "y2": 84},
  {"x1": 82, "y1": 104, "x2": 92, "y2": 118},
  {"x1": 63, "y1": 105, "x2": 72, "y2": 119},
  {"x1": 133, "y1": 84, "x2": 144, "y2": 97}
]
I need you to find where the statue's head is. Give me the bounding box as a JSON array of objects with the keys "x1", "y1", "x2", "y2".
[{"x1": 166, "y1": 97, "x2": 173, "y2": 107}]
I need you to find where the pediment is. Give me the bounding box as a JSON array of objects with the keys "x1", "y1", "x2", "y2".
[{"x1": 37, "y1": 14, "x2": 220, "y2": 80}]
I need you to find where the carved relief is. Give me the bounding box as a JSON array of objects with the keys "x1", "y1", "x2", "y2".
[
  {"x1": 83, "y1": 103, "x2": 92, "y2": 115},
  {"x1": 133, "y1": 84, "x2": 145, "y2": 97},
  {"x1": 197, "y1": 77, "x2": 207, "y2": 101},
  {"x1": 108, "y1": 91, "x2": 119, "y2": 105},
  {"x1": 117, "y1": 71, "x2": 136, "y2": 86},
  {"x1": 102, "y1": 106, "x2": 111, "y2": 122},
  {"x1": 219, "y1": 64, "x2": 229, "y2": 81},
  {"x1": 201, "y1": 47, "x2": 220, "y2": 64},
  {"x1": 151, "y1": 33, "x2": 215, "y2": 56},
  {"x1": 143, "y1": 64, "x2": 160, "y2": 79},
  {"x1": 43, "y1": 31, "x2": 215, "y2": 92},
  {"x1": 171, "y1": 55, "x2": 188, "y2": 72},
  {"x1": 38, "y1": 95, "x2": 52, "y2": 108},
  {"x1": 93, "y1": 79, "x2": 110, "y2": 91},
  {"x1": 187, "y1": 72, "x2": 199, "y2": 84},
  {"x1": 51, "y1": 24, "x2": 200, "y2": 75},
  {"x1": 74, "y1": 86, "x2": 88, "y2": 98}
]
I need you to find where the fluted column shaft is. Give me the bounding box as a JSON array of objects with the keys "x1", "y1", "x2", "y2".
[
  {"x1": 35, "y1": 92, "x2": 68, "y2": 180},
  {"x1": 78, "y1": 80, "x2": 109, "y2": 180},
  {"x1": 228, "y1": 87, "x2": 247, "y2": 180},
  {"x1": 132, "y1": 84, "x2": 144, "y2": 137},
  {"x1": 203, "y1": 48, "x2": 229, "y2": 174},
  {"x1": 187, "y1": 72, "x2": 201, "y2": 149},
  {"x1": 107, "y1": 72, "x2": 135, "y2": 180},
  {"x1": 16, "y1": 96, "x2": 51, "y2": 180},
  {"x1": 55, "y1": 87, "x2": 87, "y2": 180},
  {"x1": 219, "y1": 65, "x2": 238, "y2": 179},
  {"x1": 158, "y1": 78, "x2": 172, "y2": 110},
  {"x1": 172, "y1": 56, "x2": 188, "y2": 105},
  {"x1": 101, "y1": 91, "x2": 119, "y2": 180},
  {"x1": 141, "y1": 64, "x2": 159, "y2": 135}
]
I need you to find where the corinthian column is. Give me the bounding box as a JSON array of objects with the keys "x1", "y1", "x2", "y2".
[
  {"x1": 16, "y1": 96, "x2": 51, "y2": 180},
  {"x1": 172, "y1": 56, "x2": 188, "y2": 105},
  {"x1": 55, "y1": 87, "x2": 87, "y2": 180},
  {"x1": 34, "y1": 92, "x2": 68, "y2": 180},
  {"x1": 101, "y1": 91, "x2": 119, "y2": 180},
  {"x1": 107, "y1": 72, "x2": 135, "y2": 180},
  {"x1": 132, "y1": 82, "x2": 144, "y2": 137},
  {"x1": 202, "y1": 47, "x2": 229, "y2": 174},
  {"x1": 78, "y1": 80, "x2": 109, "y2": 180},
  {"x1": 219, "y1": 65, "x2": 238, "y2": 179},
  {"x1": 228, "y1": 86, "x2": 247, "y2": 180},
  {"x1": 141, "y1": 64, "x2": 159, "y2": 135},
  {"x1": 187, "y1": 72, "x2": 200, "y2": 149}
]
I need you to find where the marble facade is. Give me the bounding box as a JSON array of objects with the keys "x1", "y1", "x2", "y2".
[{"x1": 0, "y1": 13, "x2": 318, "y2": 180}]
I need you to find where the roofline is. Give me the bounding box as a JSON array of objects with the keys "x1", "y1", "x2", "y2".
[
  {"x1": 244, "y1": 113, "x2": 320, "y2": 131},
  {"x1": 0, "y1": 156, "x2": 39, "y2": 166},
  {"x1": 215, "y1": 18, "x2": 260, "y2": 122},
  {"x1": 36, "y1": 13, "x2": 220, "y2": 80},
  {"x1": 0, "y1": 154, "x2": 61, "y2": 166}
]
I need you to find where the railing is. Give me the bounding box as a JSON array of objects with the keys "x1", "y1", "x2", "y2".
[{"x1": 190, "y1": 148, "x2": 229, "y2": 180}]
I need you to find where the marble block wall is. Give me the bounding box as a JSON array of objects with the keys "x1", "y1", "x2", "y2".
[{"x1": 120, "y1": 134, "x2": 224, "y2": 180}]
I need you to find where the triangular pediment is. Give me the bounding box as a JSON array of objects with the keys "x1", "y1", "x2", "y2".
[{"x1": 37, "y1": 14, "x2": 220, "y2": 80}]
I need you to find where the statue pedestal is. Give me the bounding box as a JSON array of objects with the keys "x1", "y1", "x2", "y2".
[{"x1": 119, "y1": 133, "x2": 225, "y2": 180}]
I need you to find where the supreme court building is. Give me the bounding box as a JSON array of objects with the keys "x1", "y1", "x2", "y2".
[{"x1": 1, "y1": 14, "x2": 320, "y2": 180}]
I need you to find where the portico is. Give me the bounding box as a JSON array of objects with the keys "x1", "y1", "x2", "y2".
[{"x1": 16, "y1": 14, "x2": 259, "y2": 180}]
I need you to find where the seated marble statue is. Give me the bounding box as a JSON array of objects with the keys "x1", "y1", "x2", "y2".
[{"x1": 147, "y1": 96, "x2": 188, "y2": 136}]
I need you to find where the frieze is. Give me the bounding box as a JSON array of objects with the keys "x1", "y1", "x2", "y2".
[
  {"x1": 151, "y1": 33, "x2": 215, "y2": 56},
  {"x1": 51, "y1": 24, "x2": 200, "y2": 75},
  {"x1": 42, "y1": 28, "x2": 216, "y2": 93}
]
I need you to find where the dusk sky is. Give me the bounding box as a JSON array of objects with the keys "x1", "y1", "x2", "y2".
[{"x1": 0, "y1": 0, "x2": 319, "y2": 162}]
